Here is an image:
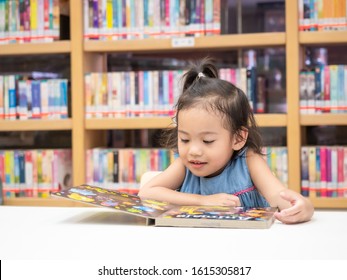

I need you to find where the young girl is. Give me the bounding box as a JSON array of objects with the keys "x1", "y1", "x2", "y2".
[{"x1": 139, "y1": 57, "x2": 314, "y2": 224}]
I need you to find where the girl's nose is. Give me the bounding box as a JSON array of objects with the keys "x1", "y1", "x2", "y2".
[{"x1": 188, "y1": 144, "x2": 202, "y2": 156}]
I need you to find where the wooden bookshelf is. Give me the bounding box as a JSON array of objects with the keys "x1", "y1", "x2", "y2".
[
  {"x1": 86, "y1": 117, "x2": 174, "y2": 130},
  {"x1": 0, "y1": 41, "x2": 71, "y2": 55},
  {"x1": 310, "y1": 197, "x2": 347, "y2": 209},
  {"x1": 301, "y1": 114, "x2": 347, "y2": 126},
  {"x1": 84, "y1": 114, "x2": 287, "y2": 130},
  {"x1": 255, "y1": 114, "x2": 287, "y2": 127},
  {"x1": 299, "y1": 31, "x2": 347, "y2": 45},
  {"x1": 84, "y1": 33, "x2": 286, "y2": 53},
  {"x1": 1, "y1": 0, "x2": 346, "y2": 209},
  {"x1": 0, "y1": 119, "x2": 73, "y2": 131}
]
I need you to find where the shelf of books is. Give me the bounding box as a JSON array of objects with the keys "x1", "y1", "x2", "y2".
[
  {"x1": 1, "y1": 0, "x2": 346, "y2": 209},
  {"x1": 0, "y1": 0, "x2": 73, "y2": 207},
  {"x1": 297, "y1": 0, "x2": 347, "y2": 208}
]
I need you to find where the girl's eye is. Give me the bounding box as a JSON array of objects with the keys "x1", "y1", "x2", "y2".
[
  {"x1": 180, "y1": 139, "x2": 189, "y2": 143},
  {"x1": 203, "y1": 140, "x2": 215, "y2": 144}
]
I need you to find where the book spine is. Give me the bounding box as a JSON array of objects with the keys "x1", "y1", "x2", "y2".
[
  {"x1": 320, "y1": 146, "x2": 327, "y2": 197},
  {"x1": 344, "y1": 147, "x2": 347, "y2": 197},
  {"x1": 323, "y1": 65, "x2": 330, "y2": 112},
  {"x1": 60, "y1": 79, "x2": 68, "y2": 119},
  {"x1": 52, "y1": 149, "x2": 58, "y2": 192},
  {"x1": 337, "y1": 146, "x2": 344, "y2": 197},
  {"x1": 315, "y1": 146, "x2": 321, "y2": 197},
  {"x1": 31, "y1": 80, "x2": 41, "y2": 119},
  {"x1": 24, "y1": 150, "x2": 33, "y2": 197},
  {"x1": 8, "y1": 75, "x2": 16, "y2": 120},
  {"x1": 14, "y1": 150, "x2": 20, "y2": 196},
  {"x1": 306, "y1": 69, "x2": 315, "y2": 114},
  {"x1": 329, "y1": 65, "x2": 338, "y2": 113},
  {"x1": 0, "y1": 76, "x2": 3, "y2": 119},
  {"x1": 3, "y1": 76, "x2": 9, "y2": 119},
  {"x1": 314, "y1": 64, "x2": 323, "y2": 113},
  {"x1": 299, "y1": 70, "x2": 308, "y2": 114},
  {"x1": 85, "y1": 149, "x2": 92, "y2": 184},
  {"x1": 37, "y1": 150, "x2": 43, "y2": 197},
  {"x1": 40, "y1": 80, "x2": 48, "y2": 119},
  {"x1": 337, "y1": 65, "x2": 345, "y2": 112},
  {"x1": 256, "y1": 75, "x2": 266, "y2": 113},
  {"x1": 301, "y1": 146, "x2": 309, "y2": 196},
  {"x1": 326, "y1": 147, "x2": 332, "y2": 197},
  {"x1": 213, "y1": 0, "x2": 220, "y2": 35},
  {"x1": 331, "y1": 147, "x2": 338, "y2": 197},
  {"x1": 18, "y1": 80, "x2": 28, "y2": 120}
]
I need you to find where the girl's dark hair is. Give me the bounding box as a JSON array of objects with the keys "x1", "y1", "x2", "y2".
[{"x1": 161, "y1": 57, "x2": 263, "y2": 158}]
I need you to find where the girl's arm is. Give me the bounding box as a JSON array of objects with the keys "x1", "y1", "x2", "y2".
[
  {"x1": 138, "y1": 158, "x2": 240, "y2": 206},
  {"x1": 246, "y1": 149, "x2": 314, "y2": 224}
]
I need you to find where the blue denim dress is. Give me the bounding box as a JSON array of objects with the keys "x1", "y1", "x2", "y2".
[{"x1": 179, "y1": 148, "x2": 270, "y2": 208}]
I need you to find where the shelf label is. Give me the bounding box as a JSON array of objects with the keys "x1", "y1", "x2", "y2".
[{"x1": 171, "y1": 37, "x2": 195, "y2": 48}]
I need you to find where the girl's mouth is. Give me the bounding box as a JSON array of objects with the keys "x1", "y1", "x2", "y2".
[{"x1": 189, "y1": 160, "x2": 207, "y2": 168}]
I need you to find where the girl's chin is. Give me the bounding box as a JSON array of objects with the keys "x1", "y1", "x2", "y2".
[{"x1": 188, "y1": 168, "x2": 219, "y2": 178}]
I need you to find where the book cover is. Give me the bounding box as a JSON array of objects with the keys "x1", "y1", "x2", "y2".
[{"x1": 51, "y1": 184, "x2": 277, "y2": 229}]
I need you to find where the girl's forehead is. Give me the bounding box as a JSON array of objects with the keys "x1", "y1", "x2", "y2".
[
  {"x1": 177, "y1": 106, "x2": 232, "y2": 133},
  {"x1": 177, "y1": 106, "x2": 224, "y2": 120},
  {"x1": 178, "y1": 108, "x2": 227, "y2": 129},
  {"x1": 179, "y1": 104, "x2": 216, "y2": 114}
]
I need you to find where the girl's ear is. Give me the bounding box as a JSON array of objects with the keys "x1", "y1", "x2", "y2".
[{"x1": 232, "y1": 128, "x2": 248, "y2": 150}]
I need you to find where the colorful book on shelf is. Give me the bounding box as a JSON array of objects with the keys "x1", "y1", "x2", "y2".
[{"x1": 51, "y1": 184, "x2": 278, "y2": 229}]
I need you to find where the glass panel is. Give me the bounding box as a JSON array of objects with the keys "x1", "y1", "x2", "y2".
[
  {"x1": 107, "y1": 129, "x2": 163, "y2": 148},
  {"x1": 221, "y1": 0, "x2": 285, "y2": 34},
  {"x1": 305, "y1": 126, "x2": 347, "y2": 146},
  {"x1": 304, "y1": 46, "x2": 347, "y2": 67},
  {"x1": 0, "y1": 54, "x2": 70, "y2": 78},
  {"x1": 243, "y1": 47, "x2": 286, "y2": 113},
  {"x1": 0, "y1": 131, "x2": 71, "y2": 149},
  {"x1": 260, "y1": 127, "x2": 286, "y2": 146}
]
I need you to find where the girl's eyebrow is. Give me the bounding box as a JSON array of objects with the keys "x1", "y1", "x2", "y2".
[
  {"x1": 178, "y1": 130, "x2": 218, "y2": 135},
  {"x1": 178, "y1": 130, "x2": 188, "y2": 135}
]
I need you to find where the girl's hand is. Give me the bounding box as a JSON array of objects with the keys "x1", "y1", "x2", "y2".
[
  {"x1": 200, "y1": 193, "x2": 241, "y2": 207},
  {"x1": 274, "y1": 190, "x2": 314, "y2": 224}
]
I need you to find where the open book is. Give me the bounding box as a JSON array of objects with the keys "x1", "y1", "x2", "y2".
[{"x1": 51, "y1": 184, "x2": 278, "y2": 229}]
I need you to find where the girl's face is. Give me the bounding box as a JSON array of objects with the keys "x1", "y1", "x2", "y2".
[{"x1": 177, "y1": 107, "x2": 237, "y2": 178}]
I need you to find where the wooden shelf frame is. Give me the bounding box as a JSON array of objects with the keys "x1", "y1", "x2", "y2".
[
  {"x1": 85, "y1": 114, "x2": 287, "y2": 130},
  {"x1": 310, "y1": 197, "x2": 347, "y2": 209},
  {"x1": 299, "y1": 31, "x2": 347, "y2": 45},
  {"x1": 86, "y1": 117, "x2": 173, "y2": 130},
  {"x1": 0, "y1": 41, "x2": 71, "y2": 56},
  {"x1": 2, "y1": 0, "x2": 347, "y2": 209},
  {"x1": 0, "y1": 119, "x2": 73, "y2": 131},
  {"x1": 300, "y1": 114, "x2": 347, "y2": 126},
  {"x1": 84, "y1": 32, "x2": 286, "y2": 53}
]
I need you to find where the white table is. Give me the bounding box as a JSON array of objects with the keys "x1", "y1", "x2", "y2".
[{"x1": 0, "y1": 206, "x2": 346, "y2": 260}]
